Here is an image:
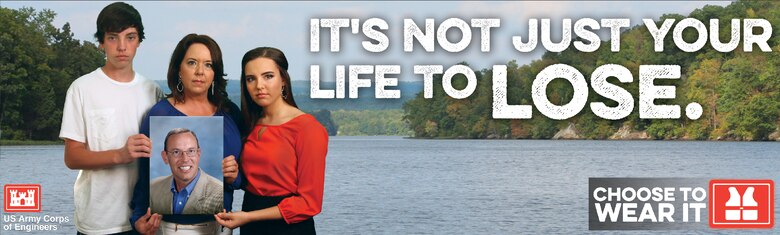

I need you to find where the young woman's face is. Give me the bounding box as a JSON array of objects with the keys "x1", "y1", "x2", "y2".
[
  {"x1": 179, "y1": 43, "x2": 214, "y2": 97},
  {"x1": 244, "y1": 57, "x2": 285, "y2": 108}
]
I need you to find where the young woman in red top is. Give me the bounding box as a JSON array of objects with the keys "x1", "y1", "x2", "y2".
[{"x1": 215, "y1": 47, "x2": 328, "y2": 234}]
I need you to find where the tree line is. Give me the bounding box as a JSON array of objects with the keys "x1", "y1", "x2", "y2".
[
  {"x1": 331, "y1": 109, "x2": 411, "y2": 136},
  {"x1": 1, "y1": 7, "x2": 104, "y2": 140},
  {"x1": 403, "y1": 1, "x2": 780, "y2": 140},
  {"x1": 3, "y1": 2, "x2": 779, "y2": 141}
]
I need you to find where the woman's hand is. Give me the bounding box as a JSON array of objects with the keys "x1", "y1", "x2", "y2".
[
  {"x1": 215, "y1": 209, "x2": 251, "y2": 229},
  {"x1": 222, "y1": 155, "x2": 238, "y2": 184}
]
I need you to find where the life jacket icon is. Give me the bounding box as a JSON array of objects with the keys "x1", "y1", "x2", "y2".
[{"x1": 725, "y1": 187, "x2": 758, "y2": 220}]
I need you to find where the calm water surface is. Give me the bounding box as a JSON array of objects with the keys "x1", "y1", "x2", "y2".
[{"x1": 1, "y1": 137, "x2": 778, "y2": 234}]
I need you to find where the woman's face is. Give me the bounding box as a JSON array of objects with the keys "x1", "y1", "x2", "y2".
[
  {"x1": 179, "y1": 43, "x2": 214, "y2": 97},
  {"x1": 244, "y1": 57, "x2": 285, "y2": 108}
]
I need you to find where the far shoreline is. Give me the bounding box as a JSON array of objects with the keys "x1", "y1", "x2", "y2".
[
  {"x1": 0, "y1": 140, "x2": 63, "y2": 146},
  {"x1": 401, "y1": 136, "x2": 780, "y2": 142},
  {"x1": 2, "y1": 136, "x2": 778, "y2": 146}
]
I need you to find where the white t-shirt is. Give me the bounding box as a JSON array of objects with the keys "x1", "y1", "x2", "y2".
[{"x1": 59, "y1": 68, "x2": 162, "y2": 234}]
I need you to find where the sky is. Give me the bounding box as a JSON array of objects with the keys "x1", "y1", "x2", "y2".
[{"x1": 3, "y1": 1, "x2": 732, "y2": 82}]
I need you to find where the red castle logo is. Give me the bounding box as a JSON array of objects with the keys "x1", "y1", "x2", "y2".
[{"x1": 3, "y1": 184, "x2": 41, "y2": 212}]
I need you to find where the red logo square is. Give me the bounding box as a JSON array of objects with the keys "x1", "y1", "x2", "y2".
[
  {"x1": 3, "y1": 184, "x2": 41, "y2": 212},
  {"x1": 709, "y1": 179, "x2": 773, "y2": 229}
]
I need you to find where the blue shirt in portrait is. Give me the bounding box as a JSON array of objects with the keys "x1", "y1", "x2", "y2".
[{"x1": 171, "y1": 170, "x2": 200, "y2": 215}]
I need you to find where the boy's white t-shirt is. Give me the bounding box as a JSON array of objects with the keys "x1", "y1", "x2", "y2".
[{"x1": 60, "y1": 68, "x2": 162, "y2": 234}]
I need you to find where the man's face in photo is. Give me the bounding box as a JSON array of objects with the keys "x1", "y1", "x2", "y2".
[{"x1": 162, "y1": 132, "x2": 201, "y2": 189}]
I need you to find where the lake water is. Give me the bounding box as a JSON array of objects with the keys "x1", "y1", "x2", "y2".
[{"x1": 1, "y1": 137, "x2": 779, "y2": 234}]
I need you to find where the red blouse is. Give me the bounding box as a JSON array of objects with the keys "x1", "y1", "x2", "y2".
[{"x1": 241, "y1": 114, "x2": 328, "y2": 224}]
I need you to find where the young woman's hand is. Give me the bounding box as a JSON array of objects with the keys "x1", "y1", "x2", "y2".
[{"x1": 215, "y1": 209, "x2": 251, "y2": 229}]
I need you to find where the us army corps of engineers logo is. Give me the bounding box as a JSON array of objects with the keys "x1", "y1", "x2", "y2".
[{"x1": 3, "y1": 184, "x2": 41, "y2": 213}]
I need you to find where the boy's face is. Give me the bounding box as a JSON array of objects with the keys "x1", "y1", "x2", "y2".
[{"x1": 100, "y1": 27, "x2": 140, "y2": 71}]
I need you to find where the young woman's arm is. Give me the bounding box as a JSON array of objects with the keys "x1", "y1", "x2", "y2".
[{"x1": 215, "y1": 207, "x2": 282, "y2": 229}]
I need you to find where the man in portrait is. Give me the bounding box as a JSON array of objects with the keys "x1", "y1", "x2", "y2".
[{"x1": 150, "y1": 128, "x2": 223, "y2": 215}]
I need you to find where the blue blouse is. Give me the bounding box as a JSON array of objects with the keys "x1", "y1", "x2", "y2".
[{"x1": 130, "y1": 99, "x2": 243, "y2": 227}]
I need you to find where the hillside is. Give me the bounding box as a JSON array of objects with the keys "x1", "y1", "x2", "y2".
[{"x1": 402, "y1": 1, "x2": 780, "y2": 140}]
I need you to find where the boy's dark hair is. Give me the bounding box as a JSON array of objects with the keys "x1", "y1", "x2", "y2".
[{"x1": 94, "y1": 2, "x2": 145, "y2": 43}]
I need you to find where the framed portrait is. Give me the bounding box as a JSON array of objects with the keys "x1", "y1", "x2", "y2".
[{"x1": 149, "y1": 116, "x2": 224, "y2": 215}]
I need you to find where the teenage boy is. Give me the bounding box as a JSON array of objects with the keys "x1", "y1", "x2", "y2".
[{"x1": 60, "y1": 2, "x2": 162, "y2": 234}]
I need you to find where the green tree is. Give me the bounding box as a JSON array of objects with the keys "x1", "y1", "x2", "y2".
[
  {"x1": 309, "y1": 109, "x2": 338, "y2": 136},
  {"x1": 0, "y1": 7, "x2": 103, "y2": 140},
  {"x1": 400, "y1": 0, "x2": 780, "y2": 140}
]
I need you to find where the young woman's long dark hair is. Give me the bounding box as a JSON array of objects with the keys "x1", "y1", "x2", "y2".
[{"x1": 240, "y1": 47, "x2": 298, "y2": 137}]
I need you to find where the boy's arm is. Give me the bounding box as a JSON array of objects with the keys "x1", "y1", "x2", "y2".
[
  {"x1": 63, "y1": 134, "x2": 152, "y2": 170},
  {"x1": 130, "y1": 157, "x2": 160, "y2": 233}
]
